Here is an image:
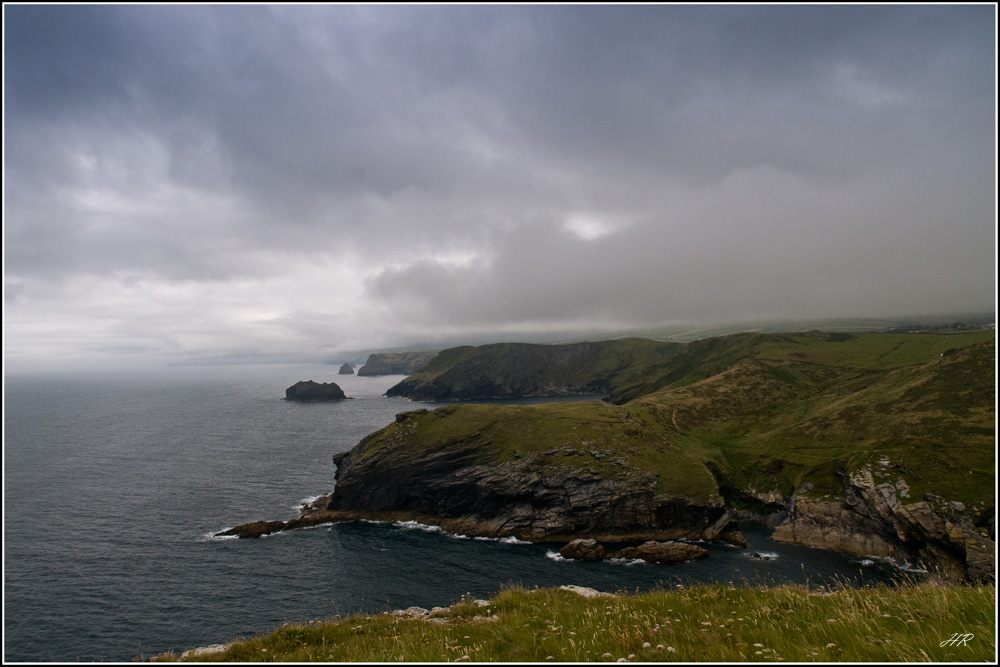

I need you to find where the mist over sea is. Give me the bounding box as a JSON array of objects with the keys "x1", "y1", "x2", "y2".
[{"x1": 4, "y1": 365, "x2": 911, "y2": 662}]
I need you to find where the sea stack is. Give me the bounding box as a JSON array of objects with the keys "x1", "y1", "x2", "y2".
[
  {"x1": 285, "y1": 380, "x2": 348, "y2": 401},
  {"x1": 338, "y1": 363, "x2": 355, "y2": 375}
]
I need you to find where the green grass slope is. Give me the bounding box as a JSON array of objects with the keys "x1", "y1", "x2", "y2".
[
  {"x1": 629, "y1": 331, "x2": 995, "y2": 505},
  {"x1": 157, "y1": 582, "x2": 995, "y2": 663}
]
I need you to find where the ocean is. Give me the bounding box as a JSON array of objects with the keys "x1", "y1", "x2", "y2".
[{"x1": 3, "y1": 364, "x2": 911, "y2": 662}]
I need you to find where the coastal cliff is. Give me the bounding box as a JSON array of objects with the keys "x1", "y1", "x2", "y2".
[{"x1": 226, "y1": 331, "x2": 994, "y2": 582}]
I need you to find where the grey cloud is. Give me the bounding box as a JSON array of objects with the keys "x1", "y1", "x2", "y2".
[{"x1": 3, "y1": 4, "x2": 994, "y2": 368}]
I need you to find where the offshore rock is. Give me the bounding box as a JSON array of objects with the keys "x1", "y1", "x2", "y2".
[
  {"x1": 611, "y1": 541, "x2": 710, "y2": 564},
  {"x1": 559, "y1": 539, "x2": 606, "y2": 562},
  {"x1": 285, "y1": 380, "x2": 348, "y2": 401},
  {"x1": 719, "y1": 528, "x2": 749, "y2": 548},
  {"x1": 338, "y1": 363, "x2": 355, "y2": 375}
]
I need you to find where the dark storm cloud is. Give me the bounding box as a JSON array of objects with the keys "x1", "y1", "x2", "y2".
[{"x1": 3, "y1": 4, "x2": 995, "y2": 368}]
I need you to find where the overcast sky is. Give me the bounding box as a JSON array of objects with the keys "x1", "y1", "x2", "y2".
[{"x1": 4, "y1": 4, "x2": 996, "y2": 371}]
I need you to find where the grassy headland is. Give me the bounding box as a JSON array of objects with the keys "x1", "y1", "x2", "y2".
[{"x1": 155, "y1": 581, "x2": 995, "y2": 662}]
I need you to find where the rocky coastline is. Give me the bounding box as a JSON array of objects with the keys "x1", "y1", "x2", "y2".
[{"x1": 222, "y1": 332, "x2": 994, "y2": 584}]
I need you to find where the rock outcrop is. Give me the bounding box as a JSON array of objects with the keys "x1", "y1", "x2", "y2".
[
  {"x1": 338, "y1": 363, "x2": 355, "y2": 375},
  {"x1": 611, "y1": 540, "x2": 710, "y2": 564},
  {"x1": 559, "y1": 539, "x2": 606, "y2": 562},
  {"x1": 285, "y1": 380, "x2": 348, "y2": 401},
  {"x1": 558, "y1": 538, "x2": 709, "y2": 564}
]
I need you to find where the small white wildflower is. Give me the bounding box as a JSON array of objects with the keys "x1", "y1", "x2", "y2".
[
  {"x1": 656, "y1": 644, "x2": 665, "y2": 650},
  {"x1": 667, "y1": 646, "x2": 676, "y2": 653},
  {"x1": 642, "y1": 642, "x2": 651, "y2": 649},
  {"x1": 754, "y1": 643, "x2": 764, "y2": 647},
  {"x1": 826, "y1": 643, "x2": 836, "y2": 648},
  {"x1": 755, "y1": 651, "x2": 763, "y2": 655}
]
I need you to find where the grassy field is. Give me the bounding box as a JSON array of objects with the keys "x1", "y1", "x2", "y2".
[{"x1": 155, "y1": 582, "x2": 995, "y2": 662}]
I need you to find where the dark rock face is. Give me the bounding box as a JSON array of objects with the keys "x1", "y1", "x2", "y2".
[
  {"x1": 338, "y1": 363, "x2": 355, "y2": 375},
  {"x1": 285, "y1": 380, "x2": 347, "y2": 401},
  {"x1": 772, "y1": 466, "x2": 995, "y2": 583}
]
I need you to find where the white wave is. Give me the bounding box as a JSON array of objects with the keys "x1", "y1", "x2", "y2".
[
  {"x1": 300, "y1": 522, "x2": 335, "y2": 531},
  {"x1": 546, "y1": 550, "x2": 568, "y2": 562},
  {"x1": 472, "y1": 535, "x2": 532, "y2": 545},
  {"x1": 857, "y1": 559, "x2": 875, "y2": 566},
  {"x1": 206, "y1": 530, "x2": 238, "y2": 541},
  {"x1": 393, "y1": 520, "x2": 444, "y2": 533},
  {"x1": 294, "y1": 494, "x2": 325, "y2": 510},
  {"x1": 880, "y1": 556, "x2": 928, "y2": 574},
  {"x1": 606, "y1": 557, "x2": 647, "y2": 567}
]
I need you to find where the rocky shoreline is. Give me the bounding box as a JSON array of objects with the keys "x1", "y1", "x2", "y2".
[{"x1": 217, "y1": 456, "x2": 995, "y2": 584}]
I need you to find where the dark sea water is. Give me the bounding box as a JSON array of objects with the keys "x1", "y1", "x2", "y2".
[{"x1": 4, "y1": 365, "x2": 912, "y2": 662}]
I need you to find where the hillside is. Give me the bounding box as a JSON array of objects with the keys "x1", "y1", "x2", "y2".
[
  {"x1": 357, "y1": 350, "x2": 439, "y2": 376},
  {"x1": 383, "y1": 339, "x2": 684, "y2": 401}
]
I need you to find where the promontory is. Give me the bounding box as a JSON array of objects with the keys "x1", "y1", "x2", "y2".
[{"x1": 227, "y1": 331, "x2": 994, "y2": 583}]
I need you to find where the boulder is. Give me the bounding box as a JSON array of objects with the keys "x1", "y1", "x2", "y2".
[
  {"x1": 285, "y1": 380, "x2": 347, "y2": 401},
  {"x1": 612, "y1": 540, "x2": 709, "y2": 564},
  {"x1": 559, "y1": 538, "x2": 606, "y2": 562},
  {"x1": 720, "y1": 528, "x2": 748, "y2": 548}
]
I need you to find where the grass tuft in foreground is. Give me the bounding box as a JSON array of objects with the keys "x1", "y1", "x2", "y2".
[{"x1": 154, "y1": 581, "x2": 995, "y2": 662}]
